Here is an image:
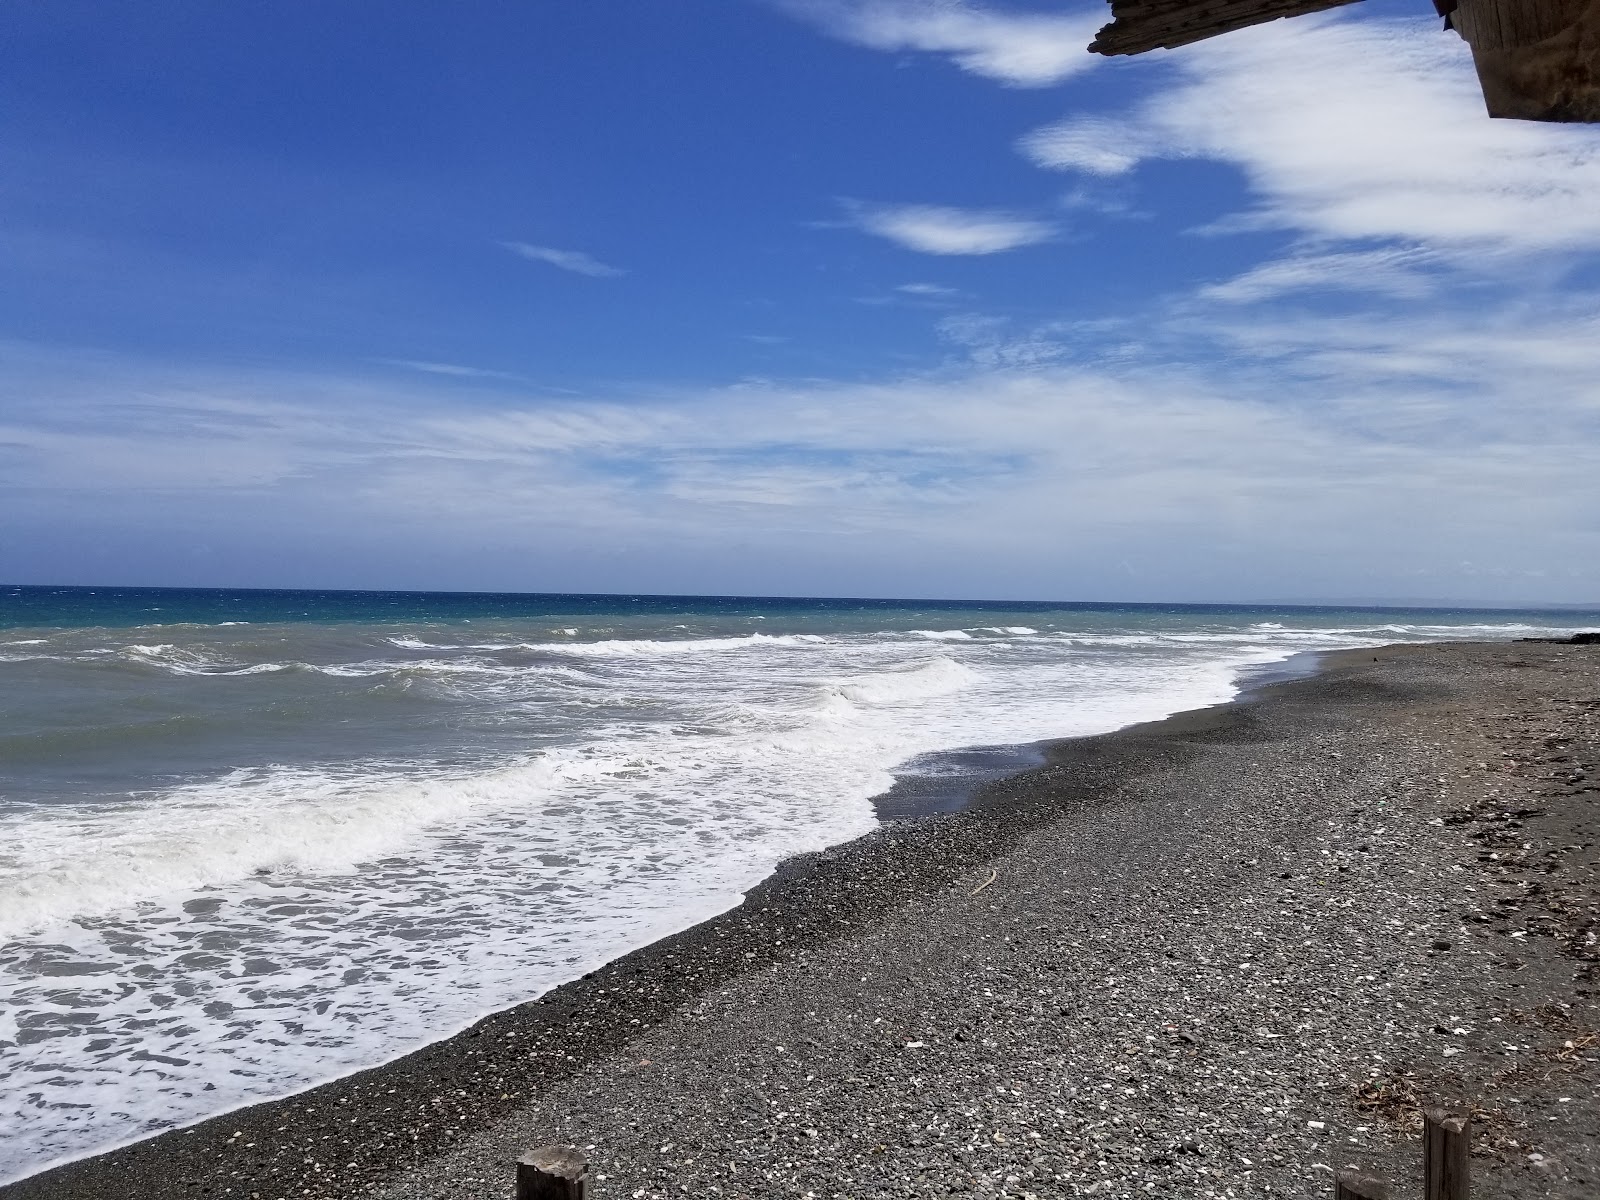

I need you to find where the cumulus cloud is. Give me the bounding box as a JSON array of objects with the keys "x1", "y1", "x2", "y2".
[
  {"x1": 502, "y1": 241, "x2": 627, "y2": 278},
  {"x1": 1019, "y1": 15, "x2": 1600, "y2": 261},
  {"x1": 782, "y1": 0, "x2": 1104, "y2": 87},
  {"x1": 846, "y1": 202, "x2": 1054, "y2": 254}
]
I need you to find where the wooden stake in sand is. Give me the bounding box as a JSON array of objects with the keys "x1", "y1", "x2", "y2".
[
  {"x1": 1334, "y1": 1169, "x2": 1389, "y2": 1200},
  {"x1": 516, "y1": 1145, "x2": 589, "y2": 1200},
  {"x1": 1423, "y1": 1108, "x2": 1471, "y2": 1200}
]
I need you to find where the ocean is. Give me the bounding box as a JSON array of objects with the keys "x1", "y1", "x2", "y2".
[{"x1": 1, "y1": 584, "x2": 1593, "y2": 1182}]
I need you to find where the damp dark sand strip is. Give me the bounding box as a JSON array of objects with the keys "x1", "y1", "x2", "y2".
[
  {"x1": 8, "y1": 643, "x2": 1599, "y2": 1199},
  {"x1": 872, "y1": 649, "x2": 1330, "y2": 822}
]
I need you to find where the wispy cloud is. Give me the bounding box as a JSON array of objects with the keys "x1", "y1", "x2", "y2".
[
  {"x1": 375, "y1": 358, "x2": 524, "y2": 381},
  {"x1": 845, "y1": 202, "x2": 1054, "y2": 254},
  {"x1": 855, "y1": 281, "x2": 965, "y2": 307},
  {"x1": 781, "y1": 0, "x2": 1104, "y2": 87},
  {"x1": 10, "y1": 13, "x2": 1600, "y2": 601},
  {"x1": 1020, "y1": 116, "x2": 1151, "y2": 177},
  {"x1": 1019, "y1": 15, "x2": 1600, "y2": 262},
  {"x1": 937, "y1": 312, "x2": 1068, "y2": 368},
  {"x1": 7, "y1": 281, "x2": 1600, "y2": 600},
  {"x1": 502, "y1": 241, "x2": 627, "y2": 278},
  {"x1": 1198, "y1": 247, "x2": 1441, "y2": 303}
]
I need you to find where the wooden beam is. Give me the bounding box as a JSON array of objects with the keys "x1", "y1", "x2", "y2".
[
  {"x1": 1453, "y1": 0, "x2": 1587, "y2": 50},
  {"x1": 1453, "y1": 0, "x2": 1600, "y2": 120},
  {"x1": 1090, "y1": 0, "x2": 1362, "y2": 56}
]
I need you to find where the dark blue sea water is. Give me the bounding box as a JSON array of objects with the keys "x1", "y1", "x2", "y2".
[
  {"x1": 2, "y1": 584, "x2": 1594, "y2": 1181},
  {"x1": 13, "y1": 582, "x2": 1551, "y2": 631}
]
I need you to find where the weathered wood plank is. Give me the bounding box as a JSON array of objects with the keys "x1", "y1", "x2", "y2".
[
  {"x1": 1453, "y1": 0, "x2": 1587, "y2": 50},
  {"x1": 1092, "y1": 0, "x2": 1600, "y2": 123},
  {"x1": 1091, "y1": 0, "x2": 1361, "y2": 56},
  {"x1": 1423, "y1": 1108, "x2": 1471, "y2": 1200},
  {"x1": 1458, "y1": 0, "x2": 1600, "y2": 121},
  {"x1": 516, "y1": 1145, "x2": 589, "y2": 1200}
]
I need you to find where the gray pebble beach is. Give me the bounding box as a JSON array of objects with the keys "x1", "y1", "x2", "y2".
[{"x1": 8, "y1": 641, "x2": 1598, "y2": 1200}]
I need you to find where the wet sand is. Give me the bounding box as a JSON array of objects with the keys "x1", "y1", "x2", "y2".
[{"x1": 7, "y1": 641, "x2": 1598, "y2": 1199}]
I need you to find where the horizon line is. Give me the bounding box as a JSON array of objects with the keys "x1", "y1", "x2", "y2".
[{"x1": 5, "y1": 581, "x2": 1599, "y2": 616}]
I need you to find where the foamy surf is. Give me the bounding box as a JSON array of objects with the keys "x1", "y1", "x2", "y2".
[{"x1": 0, "y1": 590, "x2": 1590, "y2": 1184}]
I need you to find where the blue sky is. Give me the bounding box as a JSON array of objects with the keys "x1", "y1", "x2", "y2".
[{"x1": 4, "y1": 0, "x2": 1599, "y2": 603}]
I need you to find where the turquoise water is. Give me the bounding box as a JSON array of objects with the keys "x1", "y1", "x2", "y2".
[{"x1": 2, "y1": 584, "x2": 1594, "y2": 1181}]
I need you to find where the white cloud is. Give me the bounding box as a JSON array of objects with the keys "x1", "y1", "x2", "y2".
[
  {"x1": 1019, "y1": 15, "x2": 1600, "y2": 260},
  {"x1": 1199, "y1": 247, "x2": 1441, "y2": 303},
  {"x1": 6, "y1": 289, "x2": 1600, "y2": 601},
  {"x1": 937, "y1": 312, "x2": 1068, "y2": 367},
  {"x1": 1019, "y1": 116, "x2": 1152, "y2": 176},
  {"x1": 855, "y1": 281, "x2": 964, "y2": 306},
  {"x1": 1195, "y1": 299, "x2": 1600, "y2": 403},
  {"x1": 847, "y1": 202, "x2": 1054, "y2": 254},
  {"x1": 782, "y1": 0, "x2": 1104, "y2": 87},
  {"x1": 502, "y1": 241, "x2": 627, "y2": 277},
  {"x1": 376, "y1": 358, "x2": 523, "y2": 380}
]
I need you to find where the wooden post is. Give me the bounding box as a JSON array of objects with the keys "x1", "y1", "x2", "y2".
[
  {"x1": 1450, "y1": 0, "x2": 1600, "y2": 121},
  {"x1": 1334, "y1": 1169, "x2": 1389, "y2": 1199},
  {"x1": 1424, "y1": 1108, "x2": 1471, "y2": 1200},
  {"x1": 516, "y1": 1145, "x2": 589, "y2": 1200}
]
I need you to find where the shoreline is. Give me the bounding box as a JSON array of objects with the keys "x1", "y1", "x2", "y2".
[
  {"x1": 3, "y1": 659, "x2": 1273, "y2": 1196},
  {"x1": 8, "y1": 641, "x2": 1599, "y2": 1198},
  {"x1": 873, "y1": 649, "x2": 1331, "y2": 823},
  {"x1": 2, "y1": 645, "x2": 1308, "y2": 1185},
  {"x1": 8, "y1": 649, "x2": 1309, "y2": 1192}
]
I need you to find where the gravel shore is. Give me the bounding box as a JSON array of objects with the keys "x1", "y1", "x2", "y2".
[{"x1": 8, "y1": 641, "x2": 1598, "y2": 1200}]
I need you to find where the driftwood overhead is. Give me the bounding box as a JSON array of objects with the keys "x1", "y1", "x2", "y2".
[{"x1": 1090, "y1": 0, "x2": 1600, "y2": 122}]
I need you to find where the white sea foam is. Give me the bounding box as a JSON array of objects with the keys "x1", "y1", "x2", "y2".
[
  {"x1": 118, "y1": 644, "x2": 244, "y2": 675},
  {"x1": 829, "y1": 656, "x2": 975, "y2": 707},
  {"x1": 0, "y1": 754, "x2": 631, "y2": 939},
  {"x1": 105, "y1": 653, "x2": 595, "y2": 681},
  {"x1": 0, "y1": 609, "x2": 1584, "y2": 1182},
  {"x1": 547, "y1": 632, "x2": 830, "y2": 656}
]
